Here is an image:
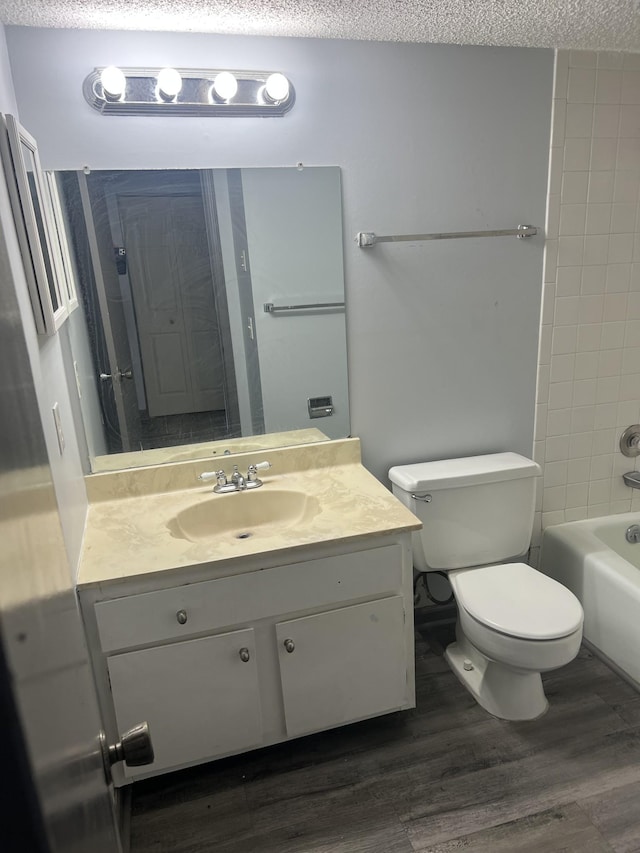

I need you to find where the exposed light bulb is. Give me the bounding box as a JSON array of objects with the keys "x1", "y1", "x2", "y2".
[
  {"x1": 100, "y1": 66, "x2": 126, "y2": 99},
  {"x1": 264, "y1": 73, "x2": 290, "y2": 103},
  {"x1": 211, "y1": 71, "x2": 238, "y2": 102},
  {"x1": 157, "y1": 67, "x2": 182, "y2": 100}
]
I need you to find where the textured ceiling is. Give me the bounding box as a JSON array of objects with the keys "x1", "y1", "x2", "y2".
[{"x1": 0, "y1": 0, "x2": 639, "y2": 52}]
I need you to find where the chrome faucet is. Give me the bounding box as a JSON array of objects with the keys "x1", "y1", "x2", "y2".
[{"x1": 198, "y1": 461, "x2": 271, "y2": 493}]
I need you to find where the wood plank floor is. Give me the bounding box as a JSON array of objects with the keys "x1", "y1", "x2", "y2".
[{"x1": 130, "y1": 633, "x2": 640, "y2": 852}]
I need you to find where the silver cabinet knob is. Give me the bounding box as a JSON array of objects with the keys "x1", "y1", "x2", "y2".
[
  {"x1": 283, "y1": 638, "x2": 295, "y2": 653},
  {"x1": 239, "y1": 647, "x2": 250, "y2": 662},
  {"x1": 176, "y1": 609, "x2": 188, "y2": 625}
]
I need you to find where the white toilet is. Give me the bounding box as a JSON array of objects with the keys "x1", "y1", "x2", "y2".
[{"x1": 389, "y1": 452, "x2": 583, "y2": 721}]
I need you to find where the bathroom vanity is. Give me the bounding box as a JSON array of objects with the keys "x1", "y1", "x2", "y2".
[{"x1": 77, "y1": 439, "x2": 420, "y2": 785}]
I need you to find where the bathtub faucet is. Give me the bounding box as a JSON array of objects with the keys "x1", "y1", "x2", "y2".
[{"x1": 622, "y1": 471, "x2": 640, "y2": 489}]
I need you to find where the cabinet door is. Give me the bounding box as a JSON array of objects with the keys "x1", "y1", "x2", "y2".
[
  {"x1": 107, "y1": 628, "x2": 262, "y2": 777},
  {"x1": 276, "y1": 596, "x2": 407, "y2": 738}
]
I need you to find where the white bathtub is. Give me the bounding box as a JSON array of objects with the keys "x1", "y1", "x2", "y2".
[{"x1": 540, "y1": 512, "x2": 640, "y2": 689}]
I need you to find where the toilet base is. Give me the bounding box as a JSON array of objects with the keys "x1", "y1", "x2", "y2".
[{"x1": 444, "y1": 633, "x2": 549, "y2": 721}]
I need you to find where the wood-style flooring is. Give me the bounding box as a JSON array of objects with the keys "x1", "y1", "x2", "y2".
[{"x1": 130, "y1": 633, "x2": 640, "y2": 852}]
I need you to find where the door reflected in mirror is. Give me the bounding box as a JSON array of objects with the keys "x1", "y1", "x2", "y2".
[{"x1": 57, "y1": 166, "x2": 349, "y2": 472}]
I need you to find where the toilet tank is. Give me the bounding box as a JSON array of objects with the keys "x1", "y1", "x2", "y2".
[{"x1": 388, "y1": 453, "x2": 540, "y2": 571}]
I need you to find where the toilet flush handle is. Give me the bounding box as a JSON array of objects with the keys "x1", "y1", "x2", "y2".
[{"x1": 411, "y1": 493, "x2": 432, "y2": 503}]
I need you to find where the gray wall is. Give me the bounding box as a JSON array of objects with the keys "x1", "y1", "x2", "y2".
[
  {"x1": 0, "y1": 25, "x2": 88, "y2": 576},
  {"x1": 6, "y1": 27, "x2": 553, "y2": 482}
]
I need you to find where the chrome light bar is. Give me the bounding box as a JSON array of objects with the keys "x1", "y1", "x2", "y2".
[{"x1": 83, "y1": 67, "x2": 295, "y2": 117}]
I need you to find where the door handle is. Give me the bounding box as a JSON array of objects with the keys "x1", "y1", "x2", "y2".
[
  {"x1": 99, "y1": 368, "x2": 133, "y2": 382},
  {"x1": 100, "y1": 721, "x2": 154, "y2": 782}
]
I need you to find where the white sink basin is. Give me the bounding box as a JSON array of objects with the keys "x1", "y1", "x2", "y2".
[{"x1": 173, "y1": 489, "x2": 321, "y2": 542}]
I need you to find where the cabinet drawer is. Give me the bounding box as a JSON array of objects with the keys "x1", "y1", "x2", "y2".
[{"x1": 95, "y1": 544, "x2": 402, "y2": 652}]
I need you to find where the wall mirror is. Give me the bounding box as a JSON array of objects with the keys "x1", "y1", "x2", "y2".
[{"x1": 57, "y1": 166, "x2": 349, "y2": 472}]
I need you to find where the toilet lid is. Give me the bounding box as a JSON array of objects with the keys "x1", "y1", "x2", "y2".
[{"x1": 450, "y1": 563, "x2": 583, "y2": 640}]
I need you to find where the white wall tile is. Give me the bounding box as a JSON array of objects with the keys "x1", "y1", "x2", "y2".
[
  {"x1": 622, "y1": 346, "x2": 640, "y2": 372},
  {"x1": 600, "y1": 320, "x2": 625, "y2": 348},
  {"x1": 598, "y1": 346, "x2": 624, "y2": 374},
  {"x1": 585, "y1": 203, "x2": 612, "y2": 234},
  {"x1": 561, "y1": 171, "x2": 589, "y2": 202},
  {"x1": 621, "y1": 71, "x2": 640, "y2": 105},
  {"x1": 567, "y1": 456, "x2": 591, "y2": 481},
  {"x1": 578, "y1": 294, "x2": 604, "y2": 323},
  {"x1": 571, "y1": 51, "x2": 597, "y2": 69},
  {"x1": 591, "y1": 138, "x2": 617, "y2": 170},
  {"x1": 537, "y1": 51, "x2": 640, "y2": 529},
  {"x1": 566, "y1": 482, "x2": 589, "y2": 507},
  {"x1": 583, "y1": 235, "x2": 610, "y2": 265},
  {"x1": 617, "y1": 137, "x2": 640, "y2": 170},
  {"x1": 563, "y1": 138, "x2": 591, "y2": 171},
  {"x1": 566, "y1": 103, "x2": 594, "y2": 137},
  {"x1": 551, "y1": 353, "x2": 576, "y2": 382},
  {"x1": 606, "y1": 263, "x2": 632, "y2": 291},
  {"x1": 581, "y1": 265, "x2": 607, "y2": 294},
  {"x1": 598, "y1": 52, "x2": 624, "y2": 71},
  {"x1": 545, "y1": 435, "x2": 570, "y2": 461},
  {"x1": 544, "y1": 459, "x2": 569, "y2": 486},
  {"x1": 603, "y1": 292, "x2": 629, "y2": 321},
  {"x1": 613, "y1": 171, "x2": 639, "y2": 203},
  {"x1": 596, "y1": 69, "x2": 622, "y2": 104},
  {"x1": 552, "y1": 325, "x2": 578, "y2": 353},
  {"x1": 619, "y1": 105, "x2": 640, "y2": 137},
  {"x1": 588, "y1": 171, "x2": 615, "y2": 203},
  {"x1": 568, "y1": 68, "x2": 596, "y2": 103},
  {"x1": 547, "y1": 408, "x2": 572, "y2": 436},
  {"x1": 557, "y1": 266, "x2": 582, "y2": 296},
  {"x1": 611, "y1": 202, "x2": 637, "y2": 233},
  {"x1": 593, "y1": 402, "x2": 618, "y2": 429},
  {"x1": 572, "y1": 378, "x2": 597, "y2": 405},
  {"x1": 574, "y1": 351, "x2": 599, "y2": 379},
  {"x1": 592, "y1": 104, "x2": 620, "y2": 137},
  {"x1": 569, "y1": 431, "x2": 593, "y2": 457},
  {"x1": 548, "y1": 380, "x2": 574, "y2": 409},
  {"x1": 577, "y1": 323, "x2": 602, "y2": 350},
  {"x1": 560, "y1": 204, "x2": 587, "y2": 235},
  {"x1": 609, "y1": 233, "x2": 634, "y2": 262},
  {"x1": 565, "y1": 506, "x2": 588, "y2": 521}
]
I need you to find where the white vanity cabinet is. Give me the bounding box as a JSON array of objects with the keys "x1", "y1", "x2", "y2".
[{"x1": 79, "y1": 538, "x2": 415, "y2": 785}]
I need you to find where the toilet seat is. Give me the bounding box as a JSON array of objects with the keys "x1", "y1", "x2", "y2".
[{"x1": 449, "y1": 562, "x2": 583, "y2": 640}]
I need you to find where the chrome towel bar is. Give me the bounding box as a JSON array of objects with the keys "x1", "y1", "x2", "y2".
[
  {"x1": 263, "y1": 301, "x2": 345, "y2": 313},
  {"x1": 356, "y1": 224, "x2": 537, "y2": 247}
]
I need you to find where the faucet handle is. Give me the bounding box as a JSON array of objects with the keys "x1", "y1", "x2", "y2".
[
  {"x1": 198, "y1": 469, "x2": 227, "y2": 485},
  {"x1": 247, "y1": 461, "x2": 271, "y2": 482}
]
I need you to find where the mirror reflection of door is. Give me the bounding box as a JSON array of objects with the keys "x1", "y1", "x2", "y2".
[
  {"x1": 75, "y1": 170, "x2": 239, "y2": 453},
  {"x1": 114, "y1": 189, "x2": 225, "y2": 418}
]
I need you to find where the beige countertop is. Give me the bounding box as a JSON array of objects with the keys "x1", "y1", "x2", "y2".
[{"x1": 77, "y1": 439, "x2": 421, "y2": 588}]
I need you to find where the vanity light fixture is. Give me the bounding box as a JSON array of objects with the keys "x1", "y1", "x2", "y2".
[{"x1": 84, "y1": 67, "x2": 295, "y2": 116}]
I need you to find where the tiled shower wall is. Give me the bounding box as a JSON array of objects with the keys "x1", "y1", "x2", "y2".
[{"x1": 532, "y1": 49, "x2": 640, "y2": 563}]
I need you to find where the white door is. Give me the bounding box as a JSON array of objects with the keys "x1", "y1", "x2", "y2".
[
  {"x1": 119, "y1": 193, "x2": 226, "y2": 417},
  {"x1": 276, "y1": 596, "x2": 407, "y2": 738},
  {"x1": 107, "y1": 628, "x2": 262, "y2": 777}
]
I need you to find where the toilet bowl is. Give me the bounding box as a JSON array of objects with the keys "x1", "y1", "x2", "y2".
[
  {"x1": 388, "y1": 453, "x2": 584, "y2": 721},
  {"x1": 445, "y1": 563, "x2": 583, "y2": 719}
]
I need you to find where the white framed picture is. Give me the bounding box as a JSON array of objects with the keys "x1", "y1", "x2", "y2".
[{"x1": 0, "y1": 114, "x2": 68, "y2": 334}]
